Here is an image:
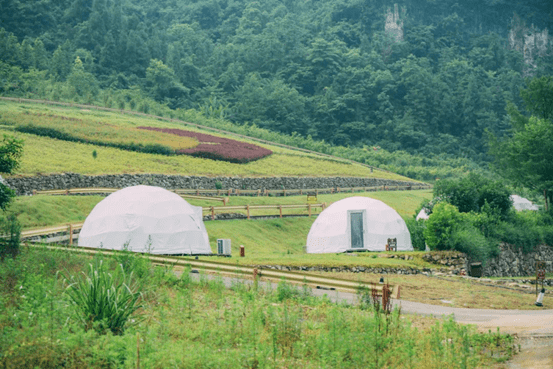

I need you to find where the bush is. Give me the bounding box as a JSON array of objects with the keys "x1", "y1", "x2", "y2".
[
  {"x1": 0, "y1": 213, "x2": 21, "y2": 260},
  {"x1": 433, "y1": 173, "x2": 512, "y2": 219},
  {"x1": 424, "y1": 202, "x2": 466, "y2": 250},
  {"x1": 405, "y1": 218, "x2": 426, "y2": 251},
  {"x1": 64, "y1": 260, "x2": 142, "y2": 335},
  {"x1": 449, "y1": 224, "x2": 498, "y2": 262}
]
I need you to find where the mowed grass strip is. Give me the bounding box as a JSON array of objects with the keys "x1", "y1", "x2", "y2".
[{"x1": 312, "y1": 271, "x2": 551, "y2": 310}]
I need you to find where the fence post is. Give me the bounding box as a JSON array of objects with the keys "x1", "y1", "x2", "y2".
[
  {"x1": 283, "y1": 189, "x2": 286, "y2": 197},
  {"x1": 196, "y1": 189, "x2": 200, "y2": 196},
  {"x1": 279, "y1": 205, "x2": 283, "y2": 218},
  {"x1": 228, "y1": 189, "x2": 232, "y2": 196},
  {"x1": 68, "y1": 224, "x2": 73, "y2": 245},
  {"x1": 257, "y1": 189, "x2": 261, "y2": 197},
  {"x1": 308, "y1": 204, "x2": 312, "y2": 217},
  {"x1": 211, "y1": 207, "x2": 215, "y2": 220},
  {"x1": 247, "y1": 205, "x2": 250, "y2": 220}
]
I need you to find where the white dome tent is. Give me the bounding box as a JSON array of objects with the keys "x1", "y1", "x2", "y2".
[
  {"x1": 510, "y1": 195, "x2": 539, "y2": 211},
  {"x1": 306, "y1": 197, "x2": 413, "y2": 253},
  {"x1": 78, "y1": 185, "x2": 211, "y2": 255}
]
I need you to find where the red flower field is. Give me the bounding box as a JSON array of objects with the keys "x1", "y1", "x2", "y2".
[{"x1": 138, "y1": 127, "x2": 272, "y2": 163}]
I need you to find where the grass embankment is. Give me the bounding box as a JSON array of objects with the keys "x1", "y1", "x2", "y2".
[
  {"x1": 0, "y1": 101, "x2": 412, "y2": 180},
  {"x1": 0, "y1": 247, "x2": 514, "y2": 368}
]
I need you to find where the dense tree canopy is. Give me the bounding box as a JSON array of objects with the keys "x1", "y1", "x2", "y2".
[{"x1": 0, "y1": 0, "x2": 552, "y2": 165}]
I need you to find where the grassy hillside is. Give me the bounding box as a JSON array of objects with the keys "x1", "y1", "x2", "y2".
[{"x1": 0, "y1": 100, "x2": 413, "y2": 180}]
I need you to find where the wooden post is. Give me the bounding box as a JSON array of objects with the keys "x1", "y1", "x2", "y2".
[
  {"x1": 316, "y1": 189, "x2": 319, "y2": 196},
  {"x1": 308, "y1": 204, "x2": 312, "y2": 217},
  {"x1": 196, "y1": 189, "x2": 200, "y2": 196},
  {"x1": 68, "y1": 224, "x2": 73, "y2": 245},
  {"x1": 279, "y1": 205, "x2": 283, "y2": 218},
  {"x1": 211, "y1": 207, "x2": 215, "y2": 220},
  {"x1": 283, "y1": 189, "x2": 286, "y2": 197},
  {"x1": 300, "y1": 189, "x2": 303, "y2": 195},
  {"x1": 228, "y1": 189, "x2": 232, "y2": 196},
  {"x1": 217, "y1": 189, "x2": 221, "y2": 196},
  {"x1": 240, "y1": 245, "x2": 245, "y2": 257},
  {"x1": 32, "y1": 190, "x2": 37, "y2": 195},
  {"x1": 246, "y1": 205, "x2": 250, "y2": 220},
  {"x1": 257, "y1": 189, "x2": 261, "y2": 197},
  {"x1": 223, "y1": 197, "x2": 228, "y2": 206}
]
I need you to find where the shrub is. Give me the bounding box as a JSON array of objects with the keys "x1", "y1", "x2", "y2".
[
  {"x1": 424, "y1": 202, "x2": 466, "y2": 251},
  {"x1": 405, "y1": 218, "x2": 426, "y2": 251},
  {"x1": 0, "y1": 213, "x2": 21, "y2": 260},
  {"x1": 449, "y1": 224, "x2": 498, "y2": 262},
  {"x1": 433, "y1": 173, "x2": 512, "y2": 219},
  {"x1": 64, "y1": 260, "x2": 142, "y2": 335}
]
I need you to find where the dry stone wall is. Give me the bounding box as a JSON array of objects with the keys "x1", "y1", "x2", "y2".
[
  {"x1": 5, "y1": 173, "x2": 422, "y2": 196},
  {"x1": 483, "y1": 243, "x2": 553, "y2": 277}
]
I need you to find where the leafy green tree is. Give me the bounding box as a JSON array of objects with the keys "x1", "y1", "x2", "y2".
[
  {"x1": 490, "y1": 76, "x2": 553, "y2": 209},
  {"x1": 490, "y1": 116, "x2": 553, "y2": 210},
  {"x1": 146, "y1": 59, "x2": 188, "y2": 103},
  {"x1": 67, "y1": 56, "x2": 99, "y2": 98},
  {"x1": 520, "y1": 76, "x2": 553, "y2": 121}
]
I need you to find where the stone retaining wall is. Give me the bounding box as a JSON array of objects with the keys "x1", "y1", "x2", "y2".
[
  {"x1": 5, "y1": 173, "x2": 422, "y2": 196},
  {"x1": 483, "y1": 243, "x2": 553, "y2": 277}
]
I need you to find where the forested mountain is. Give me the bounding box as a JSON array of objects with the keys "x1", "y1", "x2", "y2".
[{"x1": 1, "y1": 0, "x2": 552, "y2": 164}]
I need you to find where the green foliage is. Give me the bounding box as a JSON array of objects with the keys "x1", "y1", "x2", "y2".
[
  {"x1": 1, "y1": 0, "x2": 551, "y2": 175},
  {"x1": 0, "y1": 134, "x2": 24, "y2": 173},
  {"x1": 0, "y1": 213, "x2": 21, "y2": 260},
  {"x1": 520, "y1": 75, "x2": 553, "y2": 121},
  {"x1": 64, "y1": 260, "x2": 142, "y2": 335},
  {"x1": 433, "y1": 173, "x2": 512, "y2": 218},
  {"x1": 424, "y1": 202, "x2": 466, "y2": 251},
  {"x1": 405, "y1": 218, "x2": 426, "y2": 251}
]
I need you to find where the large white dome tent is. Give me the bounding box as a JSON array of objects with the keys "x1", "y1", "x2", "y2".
[
  {"x1": 78, "y1": 185, "x2": 211, "y2": 255},
  {"x1": 306, "y1": 197, "x2": 413, "y2": 253}
]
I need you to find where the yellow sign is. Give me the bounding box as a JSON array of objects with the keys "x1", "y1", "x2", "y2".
[{"x1": 307, "y1": 193, "x2": 317, "y2": 204}]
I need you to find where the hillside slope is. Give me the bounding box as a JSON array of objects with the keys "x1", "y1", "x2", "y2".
[{"x1": 0, "y1": 100, "x2": 413, "y2": 180}]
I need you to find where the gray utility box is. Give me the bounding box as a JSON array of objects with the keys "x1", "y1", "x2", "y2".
[{"x1": 217, "y1": 239, "x2": 231, "y2": 256}]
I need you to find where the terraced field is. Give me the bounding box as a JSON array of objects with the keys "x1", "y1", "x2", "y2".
[{"x1": 0, "y1": 101, "x2": 412, "y2": 179}]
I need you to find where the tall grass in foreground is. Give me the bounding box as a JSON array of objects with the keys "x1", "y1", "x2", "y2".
[
  {"x1": 0, "y1": 245, "x2": 514, "y2": 368},
  {"x1": 64, "y1": 260, "x2": 142, "y2": 335}
]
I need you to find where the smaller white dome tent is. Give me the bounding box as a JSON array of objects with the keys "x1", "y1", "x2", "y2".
[
  {"x1": 510, "y1": 195, "x2": 539, "y2": 211},
  {"x1": 306, "y1": 197, "x2": 413, "y2": 253},
  {"x1": 416, "y1": 209, "x2": 429, "y2": 220},
  {"x1": 78, "y1": 185, "x2": 211, "y2": 255}
]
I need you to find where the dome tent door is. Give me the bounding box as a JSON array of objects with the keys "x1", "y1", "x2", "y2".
[{"x1": 349, "y1": 210, "x2": 365, "y2": 249}]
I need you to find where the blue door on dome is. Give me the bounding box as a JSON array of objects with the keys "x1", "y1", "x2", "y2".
[{"x1": 350, "y1": 212, "x2": 364, "y2": 249}]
